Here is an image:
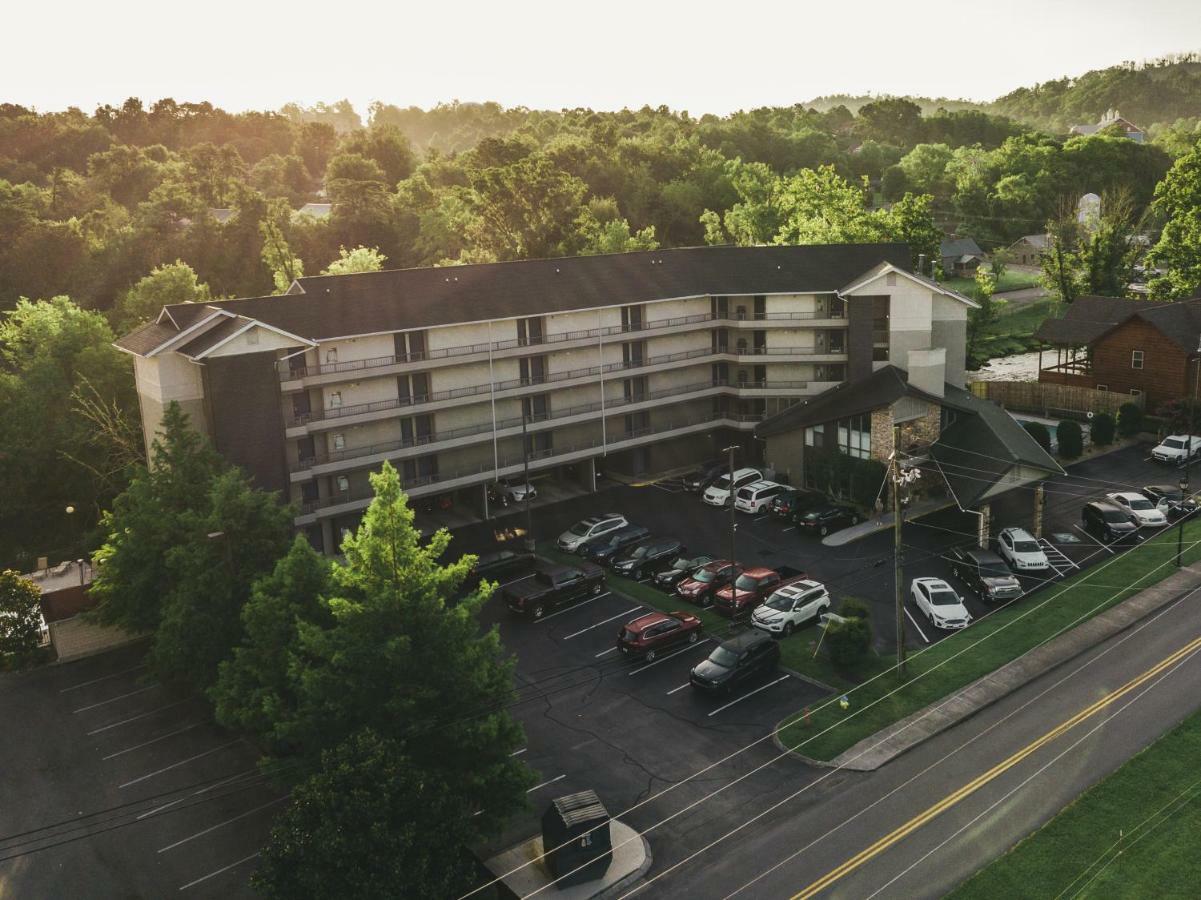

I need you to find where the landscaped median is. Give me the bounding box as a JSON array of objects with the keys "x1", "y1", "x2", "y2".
[
  {"x1": 777, "y1": 519, "x2": 1201, "y2": 762},
  {"x1": 950, "y1": 706, "x2": 1201, "y2": 899}
]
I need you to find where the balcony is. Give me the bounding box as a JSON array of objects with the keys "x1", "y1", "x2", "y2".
[{"x1": 280, "y1": 308, "x2": 846, "y2": 386}]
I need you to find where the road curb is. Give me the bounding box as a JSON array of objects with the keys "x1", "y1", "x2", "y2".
[{"x1": 773, "y1": 563, "x2": 1201, "y2": 771}]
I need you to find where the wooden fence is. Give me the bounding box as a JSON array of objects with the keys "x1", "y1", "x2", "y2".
[{"x1": 969, "y1": 381, "x2": 1144, "y2": 419}]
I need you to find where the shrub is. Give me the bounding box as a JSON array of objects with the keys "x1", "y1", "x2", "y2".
[
  {"x1": 839, "y1": 598, "x2": 871, "y2": 621},
  {"x1": 1118, "y1": 402, "x2": 1144, "y2": 437},
  {"x1": 1022, "y1": 421, "x2": 1052, "y2": 453},
  {"x1": 1090, "y1": 412, "x2": 1115, "y2": 446},
  {"x1": 0, "y1": 570, "x2": 44, "y2": 666},
  {"x1": 826, "y1": 616, "x2": 872, "y2": 668},
  {"x1": 1057, "y1": 419, "x2": 1084, "y2": 458}
]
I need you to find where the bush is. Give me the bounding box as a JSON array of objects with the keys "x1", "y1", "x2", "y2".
[
  {"x1": 1057, "y1": 419, "x2": 1084, "y2": 458},
  {"x1": 1118, "y1": 402, "x2": 1144, "y2": 437},
  {"x1": 1090, "y1": 412, "x2": 1116, "y2": 446},
  {"x1": 826, "y1": 616, "x2": 872, "y2": 668},
  {"x1": 1022, "y1": 421, "x2": 1052, "y2": 453},
  {"x1": 0, "y1": 570, "x2": 44, "y2": 667},
  {"x1": 840, "y1": 598, "x2": 871, "y2": 621}
]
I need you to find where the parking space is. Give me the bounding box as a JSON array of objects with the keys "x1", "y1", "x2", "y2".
[{"x1": 0, "y1": 644, "x2": 272, "y2": 897}]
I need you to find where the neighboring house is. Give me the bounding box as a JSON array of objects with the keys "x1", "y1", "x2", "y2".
[
  {"x1": 1035, "y1": 295, "x2": 1201, "y2": 408},
  {"x1": 1069, "y1": 109, "x2": 1146, "y2": 143},
  {"x1": 1009, "y1": 234, "x2": 1050, "y2": 267},
  {"x1": 293, "y1": 202, "x2": 332, "y2": 220},
  {"x1": 939, "y1": 238, "x2": 986, "y2": 277},
  {"x1": 116, "y1": 244, "x2": 979, "y2": 554},
  {"x1": 756, "y1": 364, "x2": 1062, "y2": 527}
]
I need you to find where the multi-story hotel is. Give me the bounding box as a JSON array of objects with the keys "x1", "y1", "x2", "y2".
[{"x1": 115, "y1": 243, "x2": 974, "y2": 553}]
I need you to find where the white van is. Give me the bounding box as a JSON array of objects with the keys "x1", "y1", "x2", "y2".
[
  {"x1": 734, "y1": 480, "x2": 785, "y2": 514},
  {"x1": 703, "y1": 468, "x2": 762, "y2": 507}
]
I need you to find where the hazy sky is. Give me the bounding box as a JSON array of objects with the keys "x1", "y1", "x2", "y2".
[{"x1": 7, "y1": 0, "x2": 1201, "y2": 116}]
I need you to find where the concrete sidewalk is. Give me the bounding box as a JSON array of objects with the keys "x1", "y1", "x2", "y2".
[
  {"x1": 821, "y1": 497, "x2": 953, "y2": 547},
  {"x1": 809, "y1": 562, "x2": 1201, "y2": 771}
]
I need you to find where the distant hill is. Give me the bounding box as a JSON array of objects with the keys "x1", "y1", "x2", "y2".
[{"x1": 801, "y1": 94, "x2": 987, "y2": 116}]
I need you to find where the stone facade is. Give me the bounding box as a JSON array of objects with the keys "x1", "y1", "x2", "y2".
[
  {"x1": 869, "y1": 407, "x2": 895, "y2": 463},
  {"x1": 898, "y1": 402, "x2": 941, "y2": 451}
]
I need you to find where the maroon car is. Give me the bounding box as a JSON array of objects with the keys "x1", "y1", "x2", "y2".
[
  {"x1": 713, "y1": 565, "x2": 806, "y2": 618},
  {"x1": 675, "y1": 560, "x2": 742, "y2": 608},
  {"x1": 617, "y1": 611, "x2": 703, "y2": 661}
]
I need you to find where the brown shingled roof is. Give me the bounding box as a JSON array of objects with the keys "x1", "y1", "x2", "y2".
[
  {"x1": 1034, "y1": 295, "x2": 1201, "y2": 349},
  {"x1": 112, "y1": 320, "x2": 180, "y2": 355}
]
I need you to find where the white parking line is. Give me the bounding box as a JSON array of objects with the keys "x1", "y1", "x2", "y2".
[
  {"x1": 72, "y1": 684, "x2": 159, "y2": 714},
  {"x1": 137, "y1": 768, "x2": 260, "y2": 820},
  {"x1": 707, "y1": 674, "x2": 791, "y2": 717},
  {"x1": 666, "y1": 683, "x2": 691, "y2": 695},
  {"x1": 535, "y1": 593, "x2": 610, "y2": 623},
  {"x1": 1074, "y1": 524, "x2": 1116, "y2": 554},
  {"x1": 510, "y1": 747, "x2": 527, "y2": 757},
  {"x1": 179, "y1": 851, "x2": 261, "y2": 892},
  {"x1": 628, "y1": 639, "x2": 712, "y2": 675},
  {"x1": 594, "y1": 646, "x2": 618, "y2": 658},
  {"x1": 103, "y1": 723, "x2": 204, "y2": 760},
  {"x1": 526, "y1": 774, "x2": 567, "y2": 794},
  {"x1": 87, "y1": 700, "x2": 190, "y2": 735},
  {"x1": 60, "y1": 663, "x2": 147, "y2": 693},
  {"x1": 563, "y1": 607, "x2": 642, "y2": 639},
  {"x1": 754, "y1": 515, "x2": 769, "y2": 523},
  {"x1": 781, "y1": 526, "x2": 796, "y2": 533},
  {"x1": 904, "y1": 608, "x2": 930, "y2": 644},
  {"x1": 499, "y1": 575, "x2": 534, "y2": 588},
  {"x1": 159, "y1": 797, "x2": 288, "y2": 853},
  {"x1": 120, "y1": 740, "x2": 242, "y2": 789}
]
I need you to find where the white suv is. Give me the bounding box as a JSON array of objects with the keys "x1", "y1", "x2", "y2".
[
  {"x1": 1151, "y1": 435, "x2": 1201, "y2": 465},
  {"x1": 911, "y1": 577, "x2": 972, "y2": 630},
  {"x1": 1106, "y1": 491, "x2": 1168, "y2": 528},
  {"x1": 703, "y1": 468, "x2": 762, "y2": 507},
  {"x1": 997, "y1": 527, "x2": 1049, "y2": 571},
  {"x1": 734, "y1": 480, "x2": 785, "y2": 514},
  {"x1": 556, "y1": 513, "x2": 628, "y2": 551},
  {"x1": 751, "y1": 580, "x2": 830, "y2": 637}
]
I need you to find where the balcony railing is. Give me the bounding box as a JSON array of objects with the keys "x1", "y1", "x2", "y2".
[
  {"x1": 297, "y1": 413, "x2": 767, "y2": 515},
  {"x1": 281, "y1": 308, "x2": 845, "y2": 381},
  {"x1": 292, "y1": 377, "x2": 812, "y2": 471}
]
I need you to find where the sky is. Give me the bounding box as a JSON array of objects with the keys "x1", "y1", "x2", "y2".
[{"x1": 6, "y1": 0, "x2": 1201, "y2": 117}]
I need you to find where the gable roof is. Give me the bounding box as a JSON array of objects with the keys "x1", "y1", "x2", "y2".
[
  {"x1": 940, "y1": 237, "x2": 983, "y2": 260},
  {"x1": 1011, "y1": 234, "x2": 1050, "y2": 250},
  {"x1": 123, "y1": 243, "x2": 911, "y2": 353},
  {"x1": 1035, "y1": 295, "x2": 1201, "y2": 350},
  {"x1": 839, "y1": 262, "x2": 978, "y2": 308}
]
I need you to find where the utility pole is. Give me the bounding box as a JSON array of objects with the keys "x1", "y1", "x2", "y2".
[
  {"x1": 1178, "y1": 339, "x2": 1201, "y2": 566},
  {"x1": 522, "y1": 411, "x2": 535, "y2": 552},
  {"x1": 722, "y1": 444, "x2": 739, "y2": 564},
  {"x1": 892, "y1": 426, "x2": 906, "y2": 675}
]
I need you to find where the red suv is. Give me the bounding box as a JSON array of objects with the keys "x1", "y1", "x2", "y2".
[
  {"x1": 675, "y1": 560, "x2": 742, "y2": 608},
  {"x1": 616, "y1": 611, "x2": 703, "y2": 661},
  {"x1": 713, "y1": 566, "x2": 806, "y2": 618}
]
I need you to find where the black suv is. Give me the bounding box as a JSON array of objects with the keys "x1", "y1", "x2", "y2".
[
  {"x1": 1082, "y1": 501, "x2": 1139, "y2": 543},
  {"x1": 1142, "y1": 484, "x2": 1198, "y2": 521},
  {"x1": 689, "y1": 631, "x2": 780, "y2": 694},
  {"x1": 948, "y1": 547, "x2": 1022, "y2": 601},
  {"x1": 580, "y1": 524, "x2": 652, "y2": 565},
  {"x1": 771, "y1": 489, "x2": 823, "y2": 520},
  {"x1": 653, "y1": 554, "x2": 714, "y2": 591},
  {"x1": 611, "y1": 538, "x2": 686, "y2": 580},
  {"x1": 682, "y1": 461, "x2": 726, "y2": 493}
]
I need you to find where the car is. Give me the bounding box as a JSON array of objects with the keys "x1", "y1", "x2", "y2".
[
  {"x1": 611, "y1": 537, "x2": 686, "y2": 580},
  {"x1": 464, "y1": 548, "x2": 538, "y2": 594},
  {"x1": 490, "y1": 479, "x2": 537, "y2": 505},
  {"x1": 556, "y1": 513, "x2": 628, "y2": 552},
  {"x1": 1082, "y1": 500, "x2": 1139, "y2": 543},
  {"x1": 1151, "y1": 434, "x2": 1201, "y2": 465},
  {"x1": 911, "y1": 577, "x2": 972, "y2": 630},
  {"x1": 996, "y1": 526, "x2": 1049, "y2": 571},
  {"x1": 796, "y1": 504, "x2": 860, "y2": 537},
  {"x1": 1141, "y1": 484, "x2": 1198, "y2": 520},
  {"x1": 616, "y1": 610, "x2": 703, "y2": 661},
  {"x1": 947, "y1": 547, "x2": 1022, "y2": 602},
  {"x1": 770, "y1": 489, "x2": 823, "y2": 520},
  {"x1": 503, "y1": 563, "x2": 605, "y2": 619},
  {"x1": 579, "y1": 524, "x2": 652, "y2": 564},
  {"x1": 714, "y1": 566, "x2": 806, "y2": 618},
  {"x1": 733, "y1": 480, "x2": 786, "y2": 514},
  {"x1": 751, "y1": 580, "x2": 831, "y2": 637},
  {"x1": 675, "y1": 560, "x2": 742, "y2": 607},
  {"x1": 690, "y1": 631, "x2": 780, "y2": 693},
  {"x1": 653, "y1": 553, "x2": 714, "y2": 591},
  {"x1": 682, "y1": 461, "x2": 726, "y2": 493},
  {"x1": 702, "y1": 467, "x2": 763, "y2": 507},
  {"x1": 1105, "y1": 492, "x2": 1168, "y2": 528}
]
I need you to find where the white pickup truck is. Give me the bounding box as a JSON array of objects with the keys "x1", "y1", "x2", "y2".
[{"x1": 1151, "y1": 434, "x2": 1201, "y2": 465}]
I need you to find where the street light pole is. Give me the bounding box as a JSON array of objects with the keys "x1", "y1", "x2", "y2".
[
  {"x1": 522, "y1": 411, "x2": 535, "y2": 552},
  {"x1": 722, "y1": 444, "x2": 739, "y2": 564},
  {"x1": 891, "y1": 426, "x2": 906, "y2": 676},
  {"x1": 1177, "y1": 338, "x2": 1201, "y2": 567}
]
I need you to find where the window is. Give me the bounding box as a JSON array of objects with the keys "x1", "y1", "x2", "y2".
[
  {"x1": 325, "y1": 348, "x2": 337, "y2": 364},
  {"x1": 335, "y1": 475, "x2": 349, "y2": 493},
  {"x1": 1096, "y1": 384, "x2": 1108, "y2": 392},
  {"x1": 837, "y1": 413, "x2": 872, "y2": 459},
  {"x1": 804, "y1": 423, "x2": 824, "y2": 448},
  {"x1": 332, "y1": 433, "x2": 345, "y2": 451},
  {"x1": 1131, "y1": 350, "x2": 1144, "y2": 370},
  {"x1": 1130, "y1": 389, "x2": 1143, "y2": 397},
  {"x1": 517, "y1": 317, "x2": 543, "y2": 346},
  {"x1": 328, "y1": 391, "x2": 342, "y2": 408}
]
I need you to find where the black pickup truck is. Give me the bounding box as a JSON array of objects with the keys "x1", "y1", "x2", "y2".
[{"x1": 503, "y1": 563, "x2": 606, "y2": 619}]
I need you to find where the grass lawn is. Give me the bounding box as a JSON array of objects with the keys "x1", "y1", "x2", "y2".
[
  {"x1": 950, "y1": 707, "x2": 1201, "y2": 899},
  {"x1": 968, "y1": 296, "x2": 1063, "y2": 368},
  {"x1": 942, "y1": 269, "x2": 1041, "y2": 297},
  {"x1": 777, "y1": 519, "x2": 1201, "y2": 761}
]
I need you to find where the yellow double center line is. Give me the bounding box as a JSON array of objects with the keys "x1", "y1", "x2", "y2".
[{"x1": 794, "y1": 632, "x2": 1201, "y2": 900}]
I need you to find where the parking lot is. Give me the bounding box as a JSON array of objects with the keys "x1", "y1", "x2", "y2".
[{"x1": 0, "y1": 643, "x2": 273, "y2": 897}]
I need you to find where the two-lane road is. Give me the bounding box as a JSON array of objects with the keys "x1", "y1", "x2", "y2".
[{"x1": 632, "y1": 582, "x2": 1201, "y2": 899}]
